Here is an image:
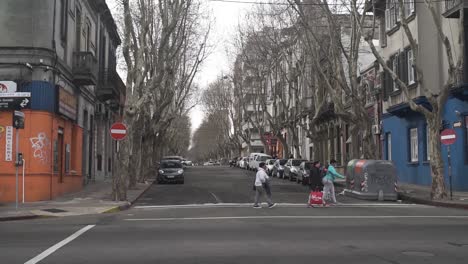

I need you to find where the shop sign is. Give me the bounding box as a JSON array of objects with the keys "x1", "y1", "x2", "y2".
[
  {"x1": 5, "y1": 126, "x2": 13, "y2": 161},
  {"x1": 0, "y1": 81, "x2": 17, "y2": 93},
  {"x1": 58, "y1": 86, "x2": 77, "y2": 120}
]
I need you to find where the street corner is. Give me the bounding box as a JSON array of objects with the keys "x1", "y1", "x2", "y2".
[
  {"x1": 398, "y1": 192, "x2": 468, "y2": 210},
  {"x1": 0, "y1": 211, "x2": 41, "y2": 222}
]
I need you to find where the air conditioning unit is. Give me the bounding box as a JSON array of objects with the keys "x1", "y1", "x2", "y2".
[{"x1": 372, "y1": 124, "x2": 381, "y2": 135}]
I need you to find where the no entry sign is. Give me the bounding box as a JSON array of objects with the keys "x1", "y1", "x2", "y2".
[
  {"x1": 440, "y1": 129, "x2": 457, "y2": 145},
  {"x1": 110, "y1": 122, "x2": 127, "y2": 141}
]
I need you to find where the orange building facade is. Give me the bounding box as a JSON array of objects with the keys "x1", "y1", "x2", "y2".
[{"x1": 0, "y1": 110, "x2": 83, "y2": 202}]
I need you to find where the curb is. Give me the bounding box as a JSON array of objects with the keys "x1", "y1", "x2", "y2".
[
  {"x1": 103, "y1": 181, "x2": 154, "y2": 214},
  {"x1": 399, "y1": 193, "x2": 468, "y2": 210},
  {"x1": 0, "y1": 214, "x2": 40, "y2": 222}
]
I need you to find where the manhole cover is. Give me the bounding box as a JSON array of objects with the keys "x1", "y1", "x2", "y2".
[
  {"x1": 42, "y1": 208, "x2": 68, "y2": 213},
  {"x1": 401, "y1": 251, "x2": 435, "y2": 257}
]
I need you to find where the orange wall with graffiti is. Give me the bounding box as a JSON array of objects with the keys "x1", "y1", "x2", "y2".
[{"x1": 0, "y1": 110, "x2": 83, "y2": 202}]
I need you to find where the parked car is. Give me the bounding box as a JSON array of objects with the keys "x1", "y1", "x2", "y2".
[
  {"x1": 249, "y1": 153, "x2": 272, "y2": 171},
  {"x1": 229, "y1": 158, "x2": 238, "y2": 167},
  {"x1": 239, "y1": 157, "x2": 248, "y2": 169},
  {"x1": 272, "y1": 159, "x2": 288, "y2": 178},
  {"x1": 298, "y1": 161, "x2": 315, "y2": 185},
  {"x1": 284, "y1": 159, "x2": 307, "y2": 181},
  {"x1": 181, "y1": 159, "x2": 193, "y2": 166},
  {"x1": 157, "y1": 160, "x2": 184, "y2": 184},
  {"x1": 204, "y1": 161, "x2": 215, "y2": 166},
  {"x1": 162, "y1": 156, "x2": 183, "y2": 162},
  {"x1": 265, "y1": 159, "x2": 276, "y2": 176}
]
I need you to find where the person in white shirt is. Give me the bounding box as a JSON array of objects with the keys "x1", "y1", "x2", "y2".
[{"x1": 253, "y1": 162, "x2": 276, "y2": 208}]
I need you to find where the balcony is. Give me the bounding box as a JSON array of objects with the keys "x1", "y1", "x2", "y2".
[
  {"x1": 72, "y1": 52, "x2": 98, "y2": 85},
  {"x1": 97, "y1": 69, "x2": 125, "y2": 102},
  {"x1": 443, "y1": 0, "x2": 467, "y2": 18}
]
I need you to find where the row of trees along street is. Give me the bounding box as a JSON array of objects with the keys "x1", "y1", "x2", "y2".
[
  {"x1": 112, "y1": 0, "x2": 463, "y2": 201},
  {"x1": 112, "y1": 0, "x2": 210, "y2": 200},
  {"x1": 198, "y1": 0, "x2": 462, "y2": 200}
]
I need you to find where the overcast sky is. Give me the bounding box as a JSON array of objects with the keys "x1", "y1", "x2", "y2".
[{"x1": 107, "y1": 0, "x2": 256, "y2": 133}]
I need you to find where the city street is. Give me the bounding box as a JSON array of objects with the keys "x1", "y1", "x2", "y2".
[{"x1": 2, "y1": 166, "x2": 468, "y2": 264}]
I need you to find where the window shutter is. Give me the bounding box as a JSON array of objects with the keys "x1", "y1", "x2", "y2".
[
  {"x1": 384, "y1": 60, "x2": 393, "y2": 99},
  {"x1": 413, "y1": 51, "x2": 418, "y2": 82},
  {"x1": 393, "y1": 54, "x2": 399, "y2": 91},
  {"x1": 400, "y1": 50, "x2": 408, "y2": 84},
  {"x1": 385, "y1": 9, "x2": 390, "y2": 31}
]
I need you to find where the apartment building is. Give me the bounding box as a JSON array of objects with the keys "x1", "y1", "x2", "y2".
[
  {"x1": 0, "y1": 0, "x2": 124, "y2": 202},
  {"x1": 372, "y1": 0, "x2": 468, "y2": 190}
]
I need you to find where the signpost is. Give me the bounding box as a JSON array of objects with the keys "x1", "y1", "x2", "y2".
[
  {"x1": 441, "y1": 128, "x2": 457, "y2": 200},
  {"x1": 110, "y1": 122, "x2": 128, "y2": 141},
  {"x1": 0, "y1": 92, "x2": 31, "y2": 110}
]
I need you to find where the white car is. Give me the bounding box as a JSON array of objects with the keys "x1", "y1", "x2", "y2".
[
  {"x1": 204, "y1": 161, "x2": 215, "y2": 166},
  {"x1": 249, "y1": 153, "x2": 272, "y2": 171},
  {"x1": 239, "y1": 157, "x2": 248, "y2": 169},
  {"x1": 265, "y1": 159, "x2": 276, "y2": 176}
]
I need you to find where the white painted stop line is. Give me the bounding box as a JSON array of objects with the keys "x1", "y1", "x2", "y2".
[
  {"x1": 441, "y1": 135, "x2": 456, "y2": 140},
  {"x1": 110, "y1": 129, "x2": 126, "y2": 134}
]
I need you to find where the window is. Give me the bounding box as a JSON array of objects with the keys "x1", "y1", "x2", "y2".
[
  {"x1": 410, "y1": 128, "x2": 418, "y2": 162},
  {"x1": 405, "y1": 0, "x2": 415, "y2": 17},
  {"x1": 380, "y1": 16, "x2": 387, "y2": 47},
  {"x1": 385, "y1": 0, "x2": 397, "y2": 31},
  {"x1": 97, "y1": 154, "x2": 102, "y2": 171},
  {"x1": 386, "y1": 133, "x2": 392, "y2": 161},
  {"x1": 84, "y1": 17, "x2": 91, "y2": 51},
  {"x1": 60, "y1": 0, "x2": 68, "y2": 42},
  {"x1": 407, "y1": 49, "x2": 415, "y2": 84}
]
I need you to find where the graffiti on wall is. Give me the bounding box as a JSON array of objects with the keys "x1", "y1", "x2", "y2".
[{"x1": 30, "y1": 132, "x2": 50, "y2": 164}]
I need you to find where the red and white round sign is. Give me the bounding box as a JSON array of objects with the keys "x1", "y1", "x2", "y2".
[
  {"x1": 110, "y1": 122, "x2": 128, "y2": 141},
  {"x1": 440, "y1": 128, "x2": 457, "y2": 145}
]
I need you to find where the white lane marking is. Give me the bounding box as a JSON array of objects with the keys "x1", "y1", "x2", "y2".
[
  {"x1": 25, "y1": 225, "x2": 95, "y2": 264},
  {"x1": 125, "y1": 215, "x2": 468, "y2": 222},
  {"x1": 133, "y1": 203, "x2": 429, "y2": 209},
  {"x1": 210, "y1": 192, "x2": 222, "y2": 203},
  {"x1": 110, "y1": 129, "x2": 126, "y2": 134}
]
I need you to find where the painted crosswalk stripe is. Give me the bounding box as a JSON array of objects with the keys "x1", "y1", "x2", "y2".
[
  {"x1": 125, "y1": 215, "x2": 468, "y2": 221},
  {"x1": 24, "y1": 225, "x2": 95, "y2": 264},
  {"x1": 134, "y1": 203, "x2": 430, "y2": 209}
]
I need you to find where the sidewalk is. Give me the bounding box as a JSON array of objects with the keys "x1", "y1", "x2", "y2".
[
  {"x1": 0, "y1": 180, "x2": 153, "y2": 221},
  {"x1": 336, "y1": 179, "x2": 468, "y2": 209},
  {"x1": 398, "y1": 183, "x2": 468, "y2": 209}
]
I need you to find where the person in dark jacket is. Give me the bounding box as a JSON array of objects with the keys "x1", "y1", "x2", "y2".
[{"x1": 309, "y1": 161, "x2": 323, "y2": 191}]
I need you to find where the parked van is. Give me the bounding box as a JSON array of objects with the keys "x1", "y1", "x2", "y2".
[{"x1": 249, "y1": 153, "x2": 272, "y2": 171}]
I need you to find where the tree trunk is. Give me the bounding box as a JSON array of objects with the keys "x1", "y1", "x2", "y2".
[
  {"x1": 128, "y1": 118, "x2": 144, "y2": 189},
  {"x1": 428, "y1": 118, "x2": 447, "y2": 200},
  {"x1": 277, "y1": 134, "x2": 290, "y2": 158},
  {"x1": 112, "y1": 113, "x2": 135, "y2": 201},
  {"x1": 291, "y1": 128, "x2": 301, "y2": 158}
]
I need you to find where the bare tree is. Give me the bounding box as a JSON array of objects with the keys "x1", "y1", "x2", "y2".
[
  {"x1": 288, "y1": 0, "x2": 379, "y2": 161},
  {"x1": 114, "y1": 0, "x2": 210, "y2": 200},
  {"x1": 362, "y1": 0, "x2": 464, "y2": 199}
]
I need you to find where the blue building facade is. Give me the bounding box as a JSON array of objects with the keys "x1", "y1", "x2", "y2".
[{"x1": 382, "y1": 95, "x2": 468, "y2": 191}]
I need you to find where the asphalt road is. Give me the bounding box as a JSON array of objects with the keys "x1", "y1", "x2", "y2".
[
  {"x1": 2, "y1": 166, "x2": 468, "y2": 264},
  {"x1": 135, "y1": 166, "x2": 362, "y2": 205}
]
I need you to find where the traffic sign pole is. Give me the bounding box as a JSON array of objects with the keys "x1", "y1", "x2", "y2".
[
  {"x1": 15, "y1": 128, "x2": 18, "y2": 209},
  {"x1": 440, "y1": 128, "x2": 457, "y2": 200},
  {"x1": 448, "y1": 145, "x2": 452, "y2": 200}
]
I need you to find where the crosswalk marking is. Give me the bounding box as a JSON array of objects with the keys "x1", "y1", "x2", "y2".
[
  {"x1": 124, "y1": 215, "x2": 468, "y2": 222},
  {"x1": 134, "y1": 202, "x2": 430, "y2": 210}
]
